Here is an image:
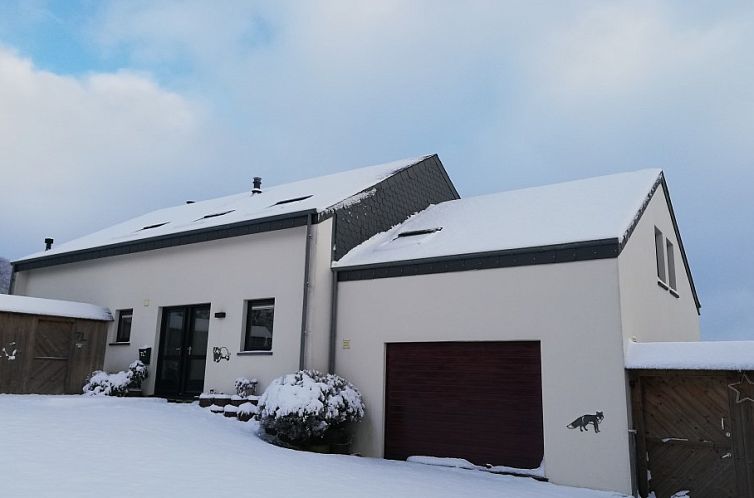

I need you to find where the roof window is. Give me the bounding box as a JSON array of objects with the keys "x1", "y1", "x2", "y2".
[
  {"x1": 197, "y1": 210, "x2": 235, "y2": 221},
  {"x1": 271, "y1": 195, "x2": 313, "y2": 207},
  {"x1": 395, "y1": 227, "x2": 443, "y2": 238},
  {"x1": 139, "y1": 222, "x2": 169, "y2": 231}
]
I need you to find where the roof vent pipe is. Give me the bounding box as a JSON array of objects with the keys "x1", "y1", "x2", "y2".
[
  {"x1": 252, "y1": 177, "x2": 262, "y2": 194},
  {"x1": 186, "y1": 200, "x2": 195, "y2": 204},
  {"x1": 44, "y1": 238, "x2": 54, "y2": 251}
]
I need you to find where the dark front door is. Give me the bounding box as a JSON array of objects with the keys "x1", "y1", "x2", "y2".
[
  {"x1": 384, "y1": 341, "x2": 544, "y2": 469},
  {"x1": 156, "y1": 304, "x2": 210, "y2": 398}
]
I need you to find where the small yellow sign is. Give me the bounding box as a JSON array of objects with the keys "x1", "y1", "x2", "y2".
[{"x1": 342, "y1": 339, "x2": 351, "y2": 350}]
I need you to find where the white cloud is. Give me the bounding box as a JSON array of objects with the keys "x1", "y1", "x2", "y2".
[{"x1": 0, "y1": 47, "x2": 210, "y2": 256}]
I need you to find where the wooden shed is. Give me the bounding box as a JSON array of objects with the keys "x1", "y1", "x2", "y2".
[
  {"x1": 627, "y1": 341, "x2": 754, "y2": 498},
  {"x1": 0, "y1": 294, "x2": 112, "y2": 394}
]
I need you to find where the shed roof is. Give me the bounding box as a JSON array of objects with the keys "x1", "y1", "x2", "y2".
[
  {"x1": 335, "y1": 169, "x2": 663, "y2": 268},
  {"x1": 626, "y1": 340, "x2": 754, "y2": 371},
  {"x1": 0, "y1": 294, "x2": 113, "y2": 321},
  {"x1": 15, "y1": 155, "x2": 430, "y2": 264}
]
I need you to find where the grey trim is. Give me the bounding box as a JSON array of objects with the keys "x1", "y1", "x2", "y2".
[
  {"x1": 8, "y1": 263, "x2": 16, "y2": 295},
  {"x1": 108, "y1": 342, "x2": 131, "y2": 346},
  {"x1": 237, "y1": 351, "x2": 274, "y2": 356},
  {"x1": 335, "y1": 239, "x2": 621, "y2": 282},
  {"x1": 13, "y1": 210, "x2": 316, "y2": 271},
  {"x1": 298, "y1": 214, "x2": 314, "y2": 370}
]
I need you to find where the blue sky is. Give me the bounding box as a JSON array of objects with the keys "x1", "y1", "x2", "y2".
[{"x1": 1, "y1": 1, "x2": 753, "y2": 340}]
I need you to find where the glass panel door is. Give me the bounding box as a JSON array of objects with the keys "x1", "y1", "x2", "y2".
[{"x1": 156, "y1": 304, "x2": 210, "y2": 398}]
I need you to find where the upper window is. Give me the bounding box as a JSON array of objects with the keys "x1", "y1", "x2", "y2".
[
  {"x1": 243, "y1": 299, "x2": 275, "y2": 352},
  {"x1": 271, "y1": 195, "x2": 313, "y2": 207},
  {"x1": 115, "y1": 309, "x2": 133, "y2": 343},
  {"x1": 654, "y1": 228, "x2": 666, "y2": 283},
  {"x1": 666, "y1": 239, "x2": 677, "y2": 291}
]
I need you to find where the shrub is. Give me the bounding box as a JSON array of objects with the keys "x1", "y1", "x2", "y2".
[
  {"x1": 83, "y1": 370, "x2": 131, "y2": 397},
  {"x1": 234, "y1": 377, "x2": 258, "y2": 397},
  {"x1": 128, "y1": 360, "x2": 149, "y2": 388},
  {"x1": 258, "y1": 370, "x2": 365, "y2": 445},
  {"x1": 83, "y1": 360, "x2": 149, "y2": 396}
]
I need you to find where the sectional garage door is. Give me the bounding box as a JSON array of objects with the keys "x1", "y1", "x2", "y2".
[{"x1": 385, "y1": 341, "x2": 544, "y2": 469}]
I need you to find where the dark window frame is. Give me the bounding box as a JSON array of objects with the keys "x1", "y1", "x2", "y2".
[
  {"x1": 242, "y1": 299, "x2": 275, "y2": 352},
  {"x1": 654, "y1": 227, "x2": 666, "y2": 283},
  {"x1": 666, "y1": 239, "x2": 677, "y2": 292},
  {"x1": 115, "y1": 309, "x2": 133, "y2": 343}
]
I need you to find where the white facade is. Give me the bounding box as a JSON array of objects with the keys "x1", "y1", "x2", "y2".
[
  {"x1": 331, "y1": 181, "x2": 700, "y2": 495},
  {"x1": 12, "y1": 225, "x2": 335, "y2": 394}
]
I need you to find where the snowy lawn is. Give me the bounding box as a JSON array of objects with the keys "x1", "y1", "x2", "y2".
[{"x1": 0, "y1": 396, "x2": 627, "y2": 498}]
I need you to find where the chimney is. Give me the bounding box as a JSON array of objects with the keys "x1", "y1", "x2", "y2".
[
  {"x1": 44, "y1": 238, "x2": 54, "y2": 251},
  {"x1": 252, "y1": 177, "x2": 262, "y2": 195}
]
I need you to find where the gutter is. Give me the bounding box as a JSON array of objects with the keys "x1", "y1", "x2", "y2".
[{"x1": 298, "y1": 213, "x2": 314, "y2": 370}]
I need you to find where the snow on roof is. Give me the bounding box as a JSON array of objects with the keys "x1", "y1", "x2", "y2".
[
  {"x1": 625, "y1": 341, "x2": 754, "y2": 371},
  {"x1": 17, "y1": 156, "x2": 430, "y2": 262},
  {"x1": 0, "y1": 294, "x2": 113, "y2": 321},
  {"x1": 334, "y1": 169, "x2": 663, "y2": 268}
]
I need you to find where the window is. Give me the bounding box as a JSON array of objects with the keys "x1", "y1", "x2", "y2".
[
  {"x1": 197, "y1": 210, "x2": 234, "y2": 221},
  {"x1": 115, "y1": 309, "x2": 133, "y2": 343},
  {"x1": 654, "y1": 228, "x2": 666, "y2": 283},
  {"x1": 396, "y1": 227, "x2": 443, "y2": 238},
  {"x1": 666, "y1": 239, "x2": 677, "y2": 291},
  {"x1": 243, "y1": 299, "x2": 275, "y2": 351},
  {"x1": 139, "y1": 222, "x2": 168, "y2": 231},
  {"x1": 271, "y1": 195, "x2": 313, "y2": 206}
]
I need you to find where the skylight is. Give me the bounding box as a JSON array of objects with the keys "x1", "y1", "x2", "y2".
[
  {"x1": 395, "y1": 227, "x2": 442, "y2": 238},
  {"x1": 197, "y1": 210, "x2": 235, "y2": 221},
  {"x1": 271, "y1": 195, "x2": 313, "y2": 207},
  {"x1": 139, "y1": 222, "x2": 169, "y2": 231}
]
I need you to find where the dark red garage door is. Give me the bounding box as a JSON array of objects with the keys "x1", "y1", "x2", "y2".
[{"x1": 385, "y1": 341, "x2": 544, "y2": 469}]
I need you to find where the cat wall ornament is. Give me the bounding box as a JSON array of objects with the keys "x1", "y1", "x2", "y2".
[
  {"x1": 212, "y1": 346, "x2": 230, "y2": 363},
  {"x1": 567, "y1": 411, "x2": 604, "y2": 433},
  {"x1": 2, "y1": 341, "x2": 17, "y2": 360}
]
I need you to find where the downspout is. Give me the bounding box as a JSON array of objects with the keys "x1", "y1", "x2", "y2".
[
  {"x1": 298, "y1": 214, "x2": 314, "y2": 370},
  {"x1": 328, "y1": 213, "x2": 339, "y2": 373}
]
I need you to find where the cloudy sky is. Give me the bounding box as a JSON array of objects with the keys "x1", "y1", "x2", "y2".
[{"x1": 0, "y1": 1, "x2": 752, "y2": 339}]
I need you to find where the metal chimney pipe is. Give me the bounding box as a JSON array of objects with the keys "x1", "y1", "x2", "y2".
[
  {"x1": 252, "y1": 177, "x2": 262, "y2": 194},
  {"x1": 44, "y1": 238, "x2": 54, "y2": 251}
]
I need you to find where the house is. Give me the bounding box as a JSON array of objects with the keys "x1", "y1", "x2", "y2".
[{"x1": 7, "y1": 155, "x2": 700, "y2": 495}]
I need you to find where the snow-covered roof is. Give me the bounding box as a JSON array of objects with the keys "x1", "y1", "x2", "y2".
[
  {"x1": 0, "y1": 294, "x2": 113, "y2": 321},
  {"x1": 335, "y1": 169, "x2": 663, "y2": 268},
  {"x1": 16, "y1": 156, "x2": 430, "y2": 262},
  {"x1": 625, "y1": 341, "x2": 754, "y2": 371}
]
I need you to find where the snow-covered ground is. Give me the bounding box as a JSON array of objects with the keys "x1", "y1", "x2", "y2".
[{"x1": 0, "y1": 396, "x2": 628, "y2": 498}]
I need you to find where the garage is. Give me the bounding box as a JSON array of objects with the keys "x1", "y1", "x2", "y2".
[
  {"x1": 0, "y1": 294, "x2": 112, "y2": 394},
  {"x1": 384, "y1": 341, "x2": 544, "y2": 469}
]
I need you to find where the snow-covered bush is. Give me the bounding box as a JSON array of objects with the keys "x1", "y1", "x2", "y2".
[
  {"x1": 82, "y1": 370, "x2": 131, "y2": 397},
  {"x1": 83, "y1": 360, "x2": 149, "y2": 396},
  {"x1": 128, "y1": 360, "x2": 149, "y2": 388},
  {"x1": 234, "y1": 377, "x2": 258, "y2": 397},
  {"x1": 258, "y1": 370, "x2": 365, "y2": 445}
]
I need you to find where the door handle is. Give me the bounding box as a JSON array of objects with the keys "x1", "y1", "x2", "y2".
[
  {"x1": 722, "y1": 452, "x2": 732, "y2": 459},
  {"x1": 187, "y1": 346, "x2": 192, "y2": 355}
]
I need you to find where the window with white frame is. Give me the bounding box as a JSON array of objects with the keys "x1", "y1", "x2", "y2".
[{"x1": 654, "y1": 227, "x2": 678, "y2": 297}]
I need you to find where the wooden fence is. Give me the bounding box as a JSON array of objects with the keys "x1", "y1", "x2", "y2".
[
  {"x1": 0, "y1": 311, "x2": 108, "y2": 394},
  {"x1": 630, "y1": 370, "x2": 754, "y2": 498}
]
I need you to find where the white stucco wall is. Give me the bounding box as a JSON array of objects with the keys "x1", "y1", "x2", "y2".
[
  {"x1": 618, "y1": 184, "x2": 701, "y2": 346},
  {"x1": 13, "y1": 227, "x2": 309, "y2": 395},
  {"x1": 334, "y1": 259, "x2": 633, "y2": 494},
  {"x1": 302, "y1": 218, "x2": 334, "y2": 373}
]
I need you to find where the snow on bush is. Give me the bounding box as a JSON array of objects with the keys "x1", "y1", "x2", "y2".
[
  {"x1": 234, "y1": 377, "x2": 258, "y2": 397},
  {"x1": 258, "y1": 370, "x2": 365, "y2": 445},
  {"x1": 82, "y1": 370, "x2": 132, "y2": 397},
  {"x1": 83, "y1": 361, "x2": 149, "y2": 396},
  {"x1": 238, "y1": 401, "x2": 258, "y2": 416},
  {"x1": 128, "y1": 360, "x2": 149, "y2": 388}
]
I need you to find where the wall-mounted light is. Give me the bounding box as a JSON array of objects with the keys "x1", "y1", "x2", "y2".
[{"x1": 214, "y1": 312, "x2": 226, "y2": 319}]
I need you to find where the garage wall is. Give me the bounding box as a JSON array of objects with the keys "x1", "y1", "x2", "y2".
[
  {"x1": 335, "y1": 258, "x2": 633, "y2": 494},
  {"x1": 13, "y1": 227, "x2": 308, "y2": 395},
  {"x1": 618, "y1": 183, "x2": 701, "y2": 346}
]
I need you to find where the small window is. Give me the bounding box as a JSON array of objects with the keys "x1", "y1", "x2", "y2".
[
  {"x1": 115, "y1": 309, "x2": 133, "y2": 343},
  {"x1": 271, "y1": 195, "x2": 313, "y2": 206},
  {"x1": 654, "y1": 228, "x2": 666, "y2": 283},
  {"x1": 139, "y1": 222, "x2": 168, "y2": 231},
  {"x1": 243, "y1": 299, "x2": 275, "y2": 352},
  {"x1": 196, "y1": 210, "x2": 235, "y2": 221},
  {"x1": 666, "y1": 239, "x2": 677, "y2": 291},
  {"x1": 396, "y1": 227, "x2": 443, "y2": 238}
]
